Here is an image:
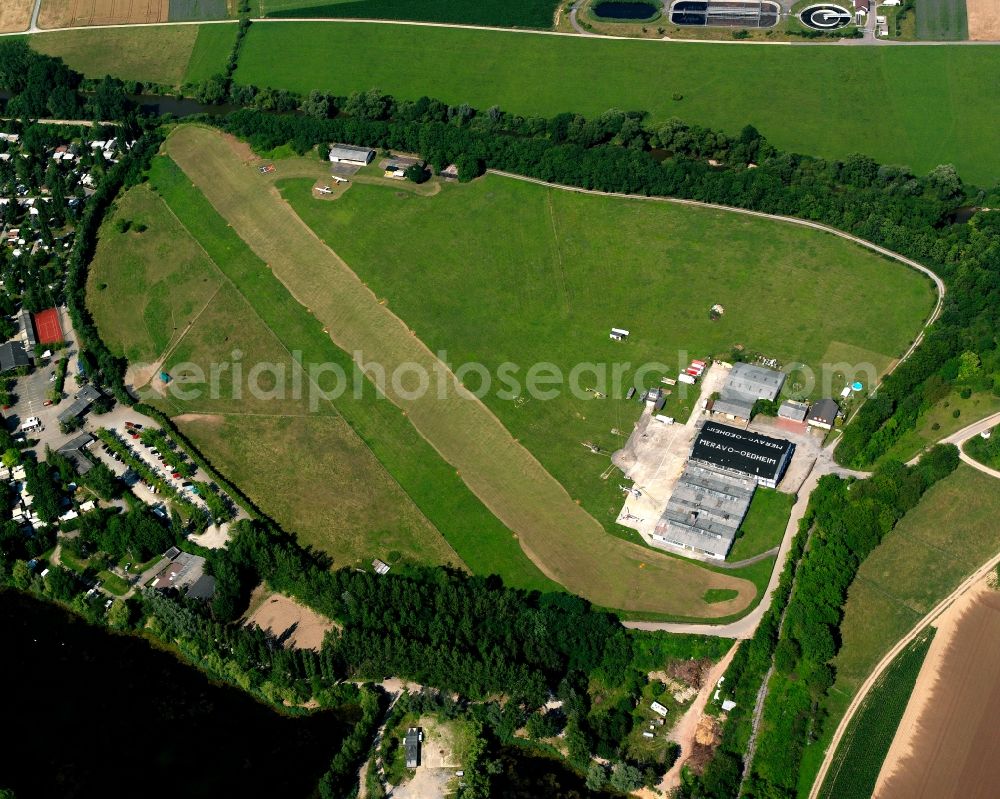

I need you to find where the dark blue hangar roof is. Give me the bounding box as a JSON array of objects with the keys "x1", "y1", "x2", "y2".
[{"x1": 691, "y1": 421, "x2": 794, "y2": 483}]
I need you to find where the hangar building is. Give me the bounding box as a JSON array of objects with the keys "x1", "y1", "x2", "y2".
[
  {"x1": 650, "y1": 422, "x2": 794, "y2": 559},
  {"x1": 691, "y1": 421, "x2": 793, "y2": 488},
  {"x1": 712, "y1": 362, "x2": 786, "y2": 420}
]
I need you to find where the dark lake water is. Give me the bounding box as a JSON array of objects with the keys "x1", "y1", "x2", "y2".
[
  {"x1": 592, "y1": 0, "x2": 660, "y2": 18},
  {"x1": 1, "y1": 591, "x2": 617, "y2": 798},
  {"x1": 0, "y1": 590, "x2": 355, "y2": 799}
]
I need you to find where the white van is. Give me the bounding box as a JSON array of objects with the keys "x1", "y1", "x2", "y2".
[{"x1": 21, "y1": 416, "x2": 42, "y2": 432}]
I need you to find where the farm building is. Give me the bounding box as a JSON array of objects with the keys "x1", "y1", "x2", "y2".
[
  {"x1": 778, "y1": 399, "x2": 809, "y2": 423},
  {"x1": 0, "y1": 341, "x2": 30, "y2": 373},
  {"x1": 690, "y1": 422, "x2": 794, "y2": 488},
  {"x1": 405, "y1": 727, "x2": 422, "y2": 768},
  {"x1": 807, "y1": 398, "x2": 840, "y2": 430},
  {"x1": 651, "y1": 463, "x2": 756, "y2": 559},
  {"x1": 712, "y1": 362, "x2": 786, "y2": 420},
  {"x1": 328, "y1": 144, "x2": 375, "y2": 166}
]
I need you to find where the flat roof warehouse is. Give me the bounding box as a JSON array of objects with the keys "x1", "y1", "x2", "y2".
[{"x1": 691, "y1": 422, "x2": 794, "y2": 484}]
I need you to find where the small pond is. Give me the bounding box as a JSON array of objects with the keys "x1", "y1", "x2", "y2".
[{"x1": 592, "y1": 1, "x2": 660, "y2": 19}]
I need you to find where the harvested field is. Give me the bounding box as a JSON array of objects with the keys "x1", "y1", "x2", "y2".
[
  {"x1": 29, "y1": 26, "x2": 202, "y2": 85},
  {"x1": 797, "y1": 465, "x2": 1000, "y2": 791},
  {"x1": 246, "y1": 589, "x2": 336, "y2": 650},
  {"x1": 162, "y1": 124, "x2": 755, "y2": 619},
  {"x1": 39, "y1": 0, "x2": 168, "y2": 28},
  {"x1": 875, "y1": 581, "x2": 1000, "y2": 798},
  {"x1": 0, "y1": 0, "x2": 33, "y2": 32},
  {"x1": 966, "y1": 0, "x2": 1000, "y2": 39}
]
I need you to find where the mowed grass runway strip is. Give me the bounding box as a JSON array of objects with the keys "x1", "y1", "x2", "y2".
[
  {"x1": 235, "y1": 23, "x2": 1000, "y2": 186},
  {"x1": 88, "y1": 183, "x2": 460, "y2": 569},
  {"x1": 163, "y1": 124, "x2": 754, "y2": 618},
  {"x1": 797, "y1": 465, "x2": 1000, "y2": 793},
  {"x1": 282, "y1": 172, "x2": 932, "y2": 536},
  {"x1": 148, "y1": 150, "x2": 559, "y2": 595}
]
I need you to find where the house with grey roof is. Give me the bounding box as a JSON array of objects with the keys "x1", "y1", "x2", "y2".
[
  {"x1": 807, "y1": 399, "x2": 840, "y2": 430},
  {"x1": 0, "y1": 341, "x2": 29, "y2": 373}
]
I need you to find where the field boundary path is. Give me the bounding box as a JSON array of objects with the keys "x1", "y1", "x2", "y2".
[
  {"x1": 8, "y1": 16, "x2": 1000, "y2": 45},
  {"x1": 808, "y1": 416, "x2": 1000, "y2": 798},
  {"x1": 161, "y1": 124, "x2": 758, "y2": 618}
]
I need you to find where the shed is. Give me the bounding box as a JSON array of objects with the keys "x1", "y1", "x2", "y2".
[
  {"x1": 777, "y1": 400, "x2": 809, "y2": 423},
  {"x1": 404, "y1": 727, "x2": 422, "y2": 768}
]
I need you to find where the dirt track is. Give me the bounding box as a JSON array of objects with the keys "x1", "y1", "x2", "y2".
[{"x1": 876, "y1": 581, "x2": 1000, "y2": 798}]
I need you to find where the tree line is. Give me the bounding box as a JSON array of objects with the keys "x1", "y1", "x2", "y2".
[
  {"x1": 681, "y1": 444, "x2": 959, "y2": 798},
  {"x1": 218, "y1": 91, "x2": 1000, "y2": 471}
]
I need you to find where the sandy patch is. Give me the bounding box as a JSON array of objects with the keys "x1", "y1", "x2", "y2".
[
  {"x1": 246, "y1": 589, "x2": 337, "y2": 650},
  {"x1": 0, "y1": 0, "x2": 33, "y2": 32},
  {"x1": 967, "y1": 0, "x2": 1000, "y2": 40},
  {"x1": 875, "y1": 579, "x2": 1000, "y2": 798},
  {"x1": 392, "y1": 717, "x2": 461, "y2": 799}
]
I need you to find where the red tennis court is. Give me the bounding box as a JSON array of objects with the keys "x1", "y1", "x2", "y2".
[{"x1": 32, "y1": 308, "x2": 63, "y2": 345}]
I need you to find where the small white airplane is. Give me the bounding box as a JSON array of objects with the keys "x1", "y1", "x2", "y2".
[
  {"x1": 331, "y1": 176, "x2": 349, "y2": 185},
  {"x1": 316, "y1": 186, "x2": 333, "y2": 195}
]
